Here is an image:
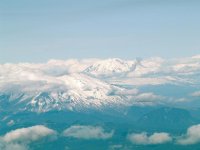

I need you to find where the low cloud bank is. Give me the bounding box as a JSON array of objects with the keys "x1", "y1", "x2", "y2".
[{"x1": 2, "y1": 123, "x2": 200, "y2": 149}]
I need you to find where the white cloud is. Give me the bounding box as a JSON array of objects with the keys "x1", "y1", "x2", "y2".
[
  {"x1": 176, "y1": 124, "x2": 200, "y2": 145},
  {"x1": 191, "y1": 91, "x2": 200, "y2": 97},
  {"x1": 2, "y1": 125, "x2": 56, "y2": 143},
  {"x1": 168, "y1": 97, "x2": 190, "y2": 103},
  {"x1": 192, "y1": 55, "x2": 200, "y2": 59},
  {"x1": 127, "y1": 57, "x2": 164, "y2": 77},
  {"x1": 46, "y1": 59, "x2": 98, "y2": 74},
  {"x1": 114, "y1": 88, "x2": 139, "y2": 96},
  {"x1": 109, "y1": 77, "x2": 173, "y2": 86},
  {"x1": 0, "y1": 125, "x2": 56, "y2": 150},
  {"x1": 0, "y1": 142, "x2": 28, "y2": 150},
  {"x1": 128, "y1": 132, "x2": 172, "y2": 145},
  {"x1": 170, "y1": 55, "x2": 200, "y2": 76},
  {"x1": 129, "y1": 92, "x2": 165, "y2": 106},
  {"x1": 63, "y1": 125, "x2": 114, "y2": 140},
  {"x1": 109, "y1": 144, "x2": 123, "y2": 150},
  {"x1": 135, "y1": 93, "x2": 164, "y2": 101}
]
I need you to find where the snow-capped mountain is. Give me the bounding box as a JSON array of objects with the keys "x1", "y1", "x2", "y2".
[
  {"x1": 0, "y1": 73, "x2": 128, "y2": 112},
  {"x1": 0, "y1": 56, "x2": 200, "y2": 113}
]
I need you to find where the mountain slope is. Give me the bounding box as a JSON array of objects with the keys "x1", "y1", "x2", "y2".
[
  {"x1": 0, "y1": 73, "x2": 126, "y2": 113},
  {"x1": 137, "y1": 107, "x2": 196, "y2": 131}
]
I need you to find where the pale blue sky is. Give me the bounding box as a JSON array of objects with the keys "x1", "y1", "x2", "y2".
[{"x1": 0, "y1": 0, "x2": 200, "y2": 63}]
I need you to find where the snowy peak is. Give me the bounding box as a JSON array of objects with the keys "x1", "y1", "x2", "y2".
[
  {"x1": 83, "y1": 57, "x2": 164, "y2": 77},
  {"x1": 84, "y1": 58, "x2": 135, "y2": 77}
]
